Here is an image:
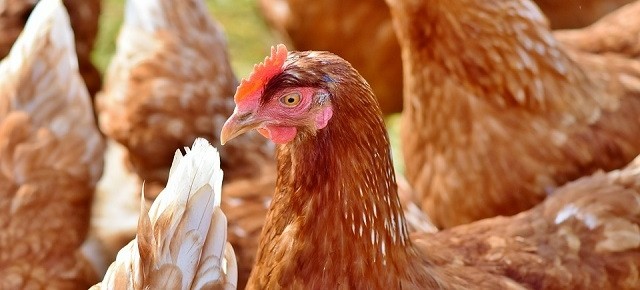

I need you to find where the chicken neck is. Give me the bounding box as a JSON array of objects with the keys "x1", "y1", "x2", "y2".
[{"x1": 250, "y1": 73, "x2": 435, "y2": 287}]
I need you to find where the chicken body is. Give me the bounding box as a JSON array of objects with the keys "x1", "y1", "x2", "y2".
[
  {"x1": 0, "y1": 0, "x2": 102, "y2": 96},
  {"x1": 0, "y1": 0, "x2": 105, "y2": 287},
  {"x1": 96, "y1": 0, "x2": 275, "y2": 287},
  {"x1": 222, "y1": 46, "x2": 640, "y2": 289},
  {"x1": 389, "y1": 0, "x2": 640, "y2": 228},
  {"x1": 92, "y1": 139, "x2": 237, "y2": 290}
]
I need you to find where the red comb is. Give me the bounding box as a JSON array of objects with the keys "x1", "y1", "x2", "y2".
[{"x1": 235, "y1": 44, "x2": 288, "y2": 104}]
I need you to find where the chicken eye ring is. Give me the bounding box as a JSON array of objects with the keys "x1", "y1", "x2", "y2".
[{"x1": 280, "y1": 92, "x2": 302, "y2": 107}]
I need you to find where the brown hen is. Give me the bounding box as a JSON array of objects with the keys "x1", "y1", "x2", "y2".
[
  {"x1": 0, "y1": 0, "x2": 102, "y2": 96},
  {"x1": 221, "y1": 45, "x2": 640, "y2": 289},
  {"x1": 96, "y1": 0, "x2": 275, "y2": 287},
  {"x1": 389, "y1": 0, "x2": 640, "y2": 228},
  {"x1": 0, "y1": 0, "x2": 105, "y2": 287}
]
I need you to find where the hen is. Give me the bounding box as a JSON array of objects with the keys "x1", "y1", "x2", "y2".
[
  {"x1": 388, "y1": 0, "x2": 640, "y2": 228},
  {"x1": 0, "y1": 0, "x2": 102, "y2": 96},
  {"x1": 221, "y1": 44, "x2": 640, "y2": 289},
  {"x1": 257, "y1": 0, "x2": 633, "y2": 116},
  {"x1": 96, "y1": 0, "x2": 275, "y2": 287},
  {"x1": 0, "y1": 0, "x2": 105, "y2": 288},
  {"x1": 91, "y1": 138, "x2": 237, "y2": 290}
]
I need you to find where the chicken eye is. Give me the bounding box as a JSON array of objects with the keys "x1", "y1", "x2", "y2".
[{"x1": 280, "y1": 92, "x2": 301, "y2": 107}]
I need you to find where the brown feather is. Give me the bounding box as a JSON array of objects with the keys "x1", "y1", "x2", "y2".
[
  {"x1": 0, "y1": 0, "x2": 102, "y2": 96},
  {"x1": 388, "y1": 0, "x2": 640, "y2": 228}
]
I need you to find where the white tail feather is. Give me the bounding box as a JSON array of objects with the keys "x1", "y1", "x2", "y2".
[{"x1": 95, "y1": 138, "x2": 237, "y2": 289}]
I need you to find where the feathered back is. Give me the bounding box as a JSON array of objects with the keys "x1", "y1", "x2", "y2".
[
  {"x1": 0, "y1": 0, "x2": 105, "y2": 287},
  {"x1": 94, "y1": 138, "x2": 237, "y2": 290},
  {"x1": 97, "y1": 0, "x2": 273, "y2": 185},
  {"x1": 0, "y1": 0, "x2": 103, "y2": 183}
]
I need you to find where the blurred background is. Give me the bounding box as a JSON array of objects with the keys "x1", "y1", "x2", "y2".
[{"x1": 3, "y1": 0, "x2": 640, "y2": 288}]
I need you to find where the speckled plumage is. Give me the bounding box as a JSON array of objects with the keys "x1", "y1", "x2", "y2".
[
  {"x1": 0, "y1": 0, "x2": 102, "y2": 96},
  {"x1": 97, "y1": 0, "x2": 274, "y2": 186},
  {"x1": 388, "y1": 0, "x2": 640, "y2": 228},
  {"x1": 236, "y1": 49, "x2": 640, "y2": 289},
  {"x1": 0, "y1": 0, "x2": 105, "y2": 287}
]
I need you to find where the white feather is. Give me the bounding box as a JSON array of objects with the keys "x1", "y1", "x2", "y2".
[{"x1": 95, "y1": 138, "x2": 237, "y2": 289}]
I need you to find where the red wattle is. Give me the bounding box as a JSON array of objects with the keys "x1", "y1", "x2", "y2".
[{"x1": 259, "y1": 126, "x2": 298, "y2": 144}]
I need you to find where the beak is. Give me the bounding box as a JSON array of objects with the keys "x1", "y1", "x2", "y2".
[{"x1": 220, "y1": 110, "x2": 261, "y2": 145}]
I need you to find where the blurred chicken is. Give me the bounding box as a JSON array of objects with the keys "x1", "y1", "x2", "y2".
[
  {"x1": 95, "y1": 0, "x2": 275, "y2": 287},
  {"x1": 221, "y1": 45, "x2": 640, "y2": 289},
  {"x1": 0, "y1": 0, "x2": 105, "y2": 288},
  {"x1": 97, "y1": 0, "x2": 274, "y2": 196},
  {"x1": 0, "y1": 0, "x2": 102, "y2": 96},
  {"x1": 554, "y1": 0, "x2": 640, "y2": 59},
  {"x1": 92, "y1": 141, "x2": 143, "y2": 266},
  {"x1": 388, "y1": 0, "x2": 640, "y2": 228},
  {"x1": 92, "y1": 139, "x2": 237, "y2": 290},
  {"x1": 258, "y1": 0, "x2": 635, "y2": 115}
]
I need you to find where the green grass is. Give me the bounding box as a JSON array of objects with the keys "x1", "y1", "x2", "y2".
[
  {"x1": 386, "y1": 113, "x2": 404, "y2": 175},
  {"x1": 92, "y1": 0, "x2": 275, "y2": 77},
  {"x1": 92, "y1": 0, "x2": 125, "y2": 72}
]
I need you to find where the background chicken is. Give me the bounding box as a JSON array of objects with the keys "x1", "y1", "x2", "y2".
[
  {"x1": 97, "y1": 0, "x2": 274, "y2": 194},
  {"x1": 258, "y1": 0, "x2": 635, "y2": 115},
  {"x1": 0, "y1": 0, "x2": 103, "y2": 96},
  {"x1": 95, "y1": 0, "x2": 276, "y2": 287},
  {"x1": 0, "y1": 0, "x2": 106, "y2": 287},
  {"x1": 221, "y1": 45, "x2": 640, "y2": 289},
  {"x1": 92, "y1": 139, "x2": 237, "y2": 290},
  {"x1": 388, "y1": 0, "x2": 640, "y2": 228}
]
